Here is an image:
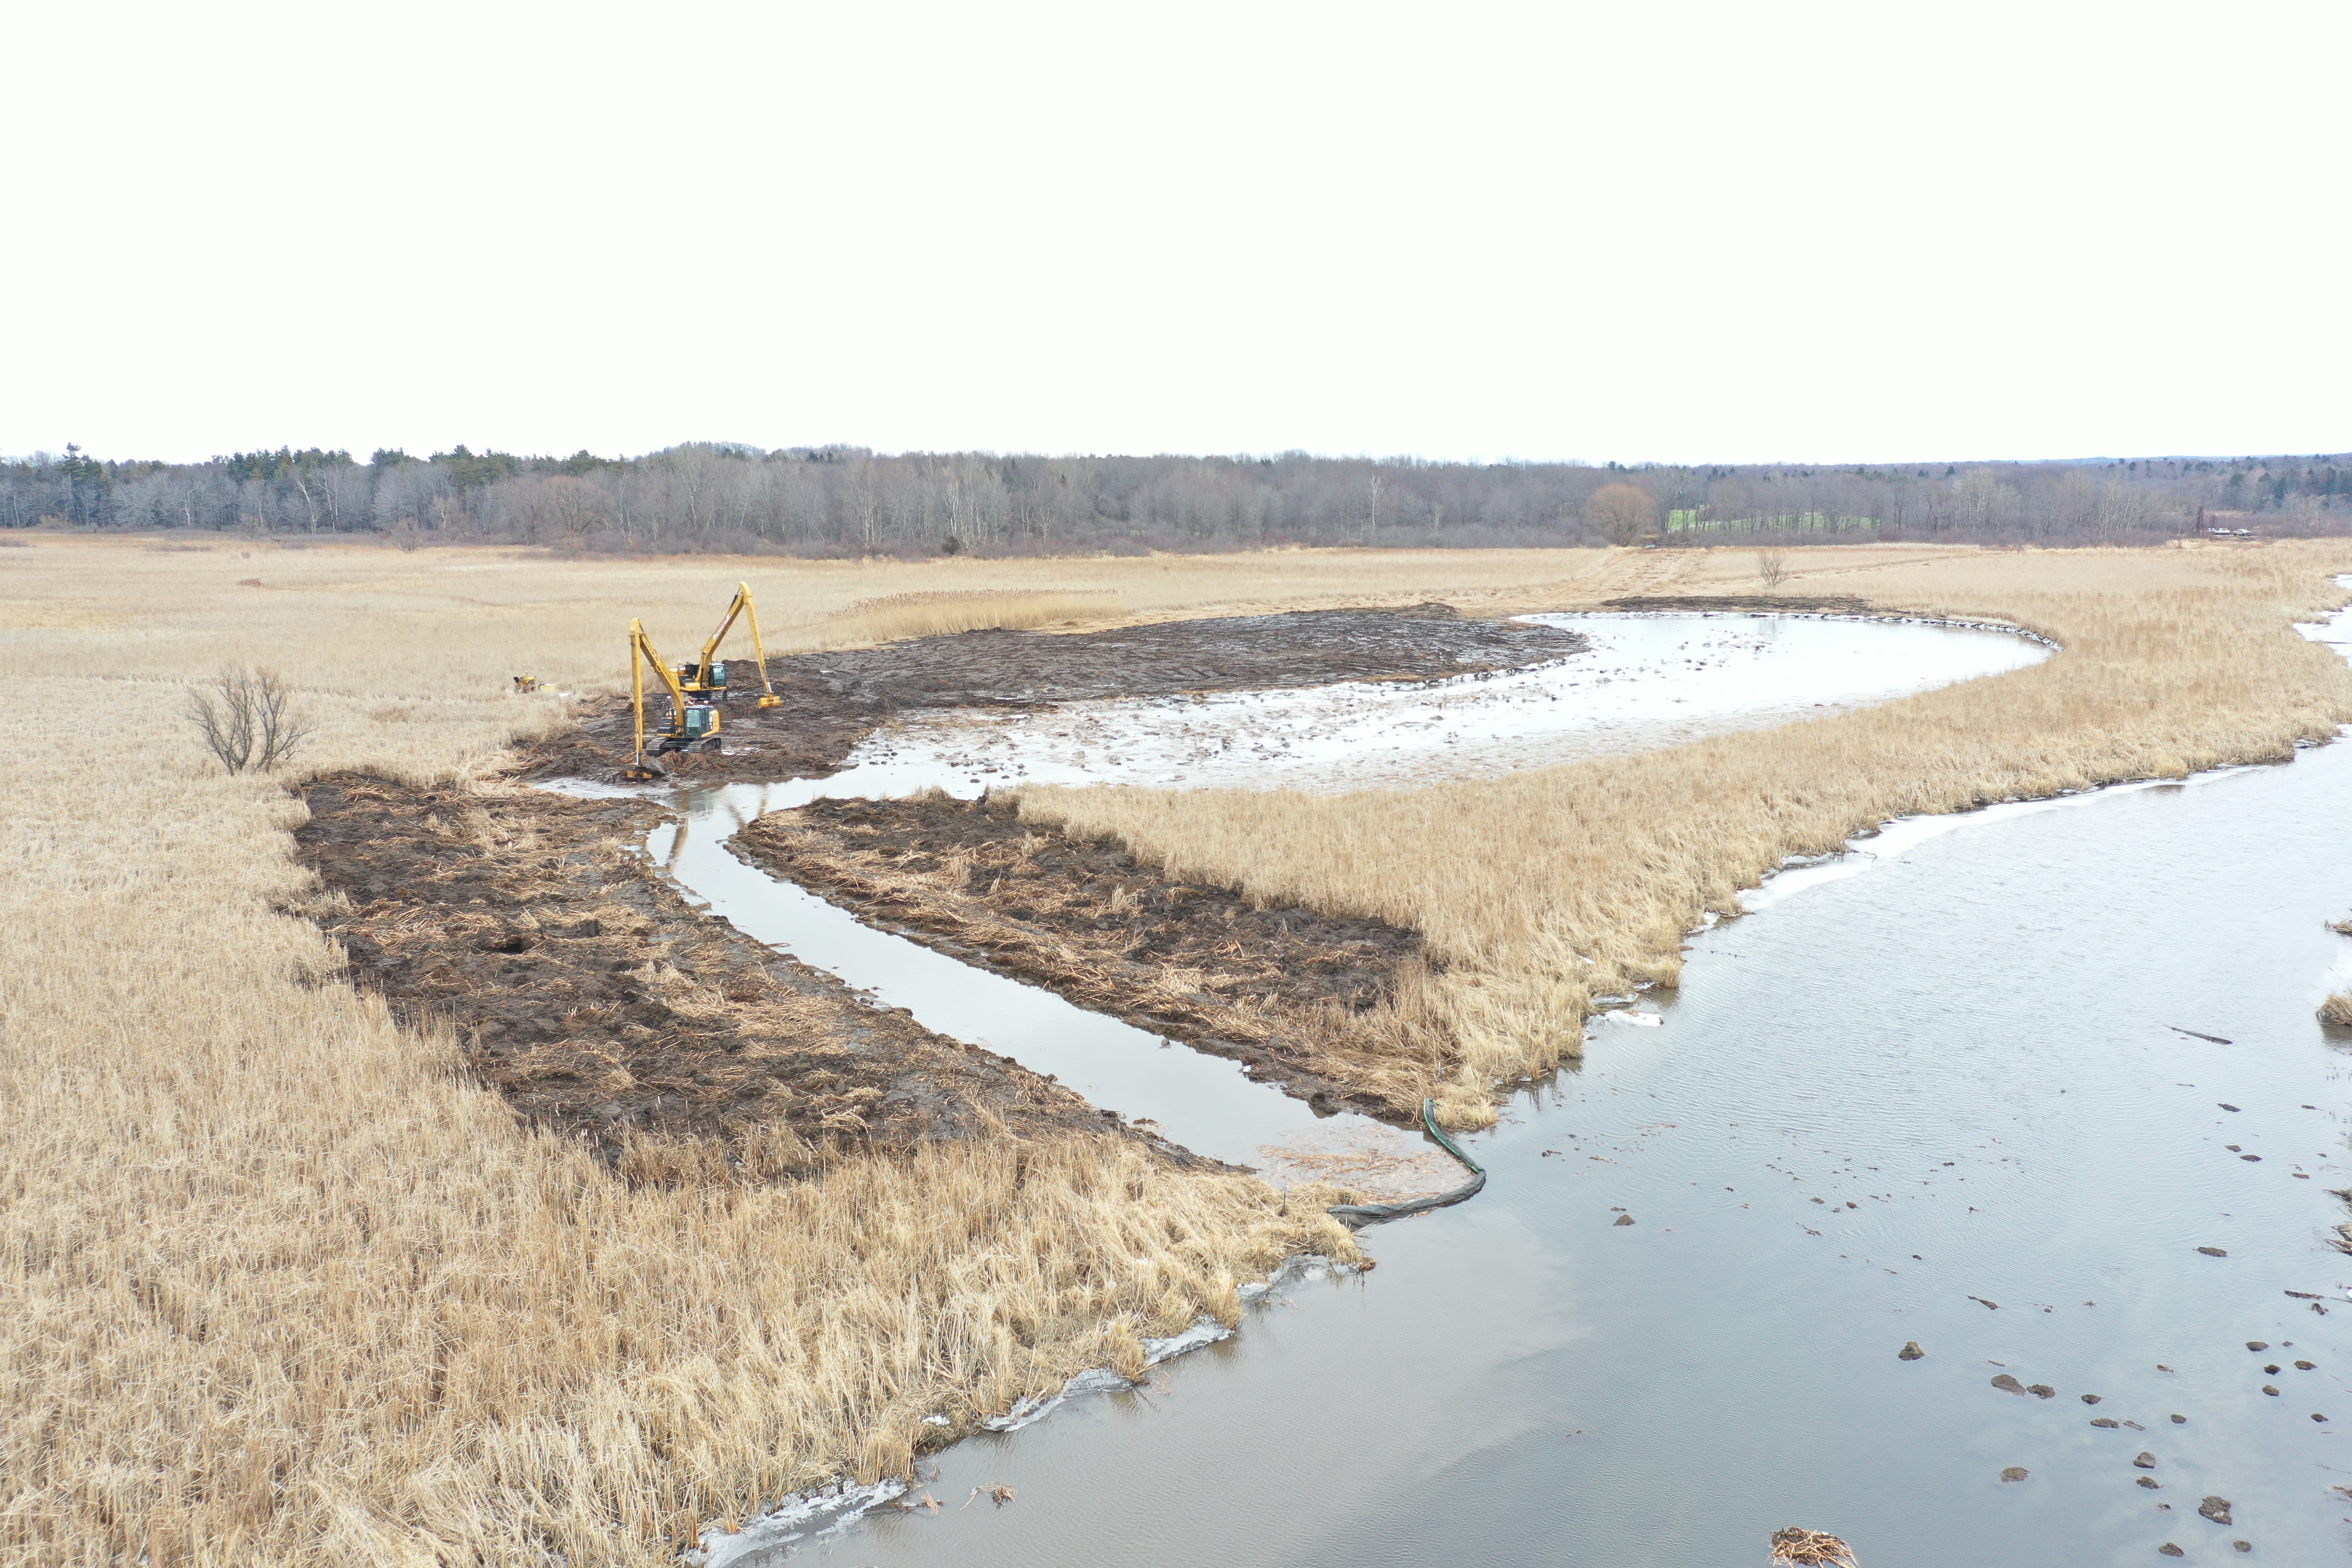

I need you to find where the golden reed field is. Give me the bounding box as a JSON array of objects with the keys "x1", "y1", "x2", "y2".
[{"x1": 3, "y1": 535, "x2": 2349, "y2": 1563}]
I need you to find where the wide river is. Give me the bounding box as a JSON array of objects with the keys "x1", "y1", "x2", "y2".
[{"x1": 577, "y1": 609, "x2": 2352, "y2": 1566}]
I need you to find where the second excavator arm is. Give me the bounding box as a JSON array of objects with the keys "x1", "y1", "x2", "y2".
[{"x1": 695, "y1": 581, "x2": 782, "y2": 708}]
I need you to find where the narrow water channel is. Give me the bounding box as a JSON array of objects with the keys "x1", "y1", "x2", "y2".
[
  {"x1": 559, "y1": 606, "x2": 2352, "y2": 1565},
  {"x1": 635, "y1": 781, "x2": 1421, "y2": 1174}
]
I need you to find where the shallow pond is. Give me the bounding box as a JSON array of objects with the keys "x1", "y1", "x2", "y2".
[{"x1": 845, "y1": 611, "x2": 2049, "y2": 792}]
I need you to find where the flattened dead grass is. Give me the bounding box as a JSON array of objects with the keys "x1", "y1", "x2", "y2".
[{"x1": 821, "y1": 588, "x2": 1121, "y2": 645}]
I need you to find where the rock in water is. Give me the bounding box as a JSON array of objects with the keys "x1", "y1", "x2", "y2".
[
  {"x1": 2092, "y1": 1418, "x2": 2120, "y2": 1428},
  {"x1": 2028, "y1": 1384, "x2": 2056, "y2": 1399},
  {"x1": 2000, "y1": 1466, "x2": 2029, "y2": 1482},
  {"x1": 2135, "y1": 1452, "x2": 2158, "y2": 1468},
  {"x1": 2197, "y1": 1246, "x2": 2227, "y2": 1257},
  {"x1": 2082, "y1": 1393, "x2": 2103, "y2": 1404},
  {"x1": 1991, "y1": 1374, "x2": 2028, "y2": 1394},
  {"x1": 1613, "y1": 1214, "x2": 1635, "y2": 1226},
  {"x1": 2138, "y1": 1476, "x2": 2161, "y2": 1490},
  {"x1": 2198, "y1": 1497, "x2": 2233, "y2": 1525},
  {"x1": 1899, "y1": 1341, "x2": 1924, "y2": 1360},
  {"x1": 2159, "y1": 1545, "x2": 2184, "y2": 1558}
]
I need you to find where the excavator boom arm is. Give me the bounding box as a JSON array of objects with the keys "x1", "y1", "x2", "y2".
[
  {"x1": 695, "y1": 581, "x2": 780, "y2": 702},
  {"x1": 629, "y1": 619, "x2": 691, "y2": 761}
]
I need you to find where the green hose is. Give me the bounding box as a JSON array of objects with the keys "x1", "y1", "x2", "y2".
[
  {"x1": 1419, "y1": 1096, "x2": 1484, "y2": 1176},
  {"x1": 1325, "y1": 1097, "x2": 1487, "y2": 1228}
]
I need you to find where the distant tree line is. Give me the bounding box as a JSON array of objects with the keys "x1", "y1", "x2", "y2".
[{"x1": 5, "y1": 441, "x2": 2348, "y2": 554}]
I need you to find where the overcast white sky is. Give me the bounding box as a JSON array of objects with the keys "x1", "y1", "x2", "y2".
[{"x1": 6, "y1": 1, "x2": 2345, "y2": 466}]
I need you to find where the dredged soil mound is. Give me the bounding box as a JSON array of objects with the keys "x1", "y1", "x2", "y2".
[
  {"x1": 290, "y1": 774, "x2": 1206, "y2": 1179},
  {"x1": 525, "y1": 602, "x2": 1589, "y2": 784}
]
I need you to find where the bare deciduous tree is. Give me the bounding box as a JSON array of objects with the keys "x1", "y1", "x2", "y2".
[
  {"x1": 1755, "y1": 549, "x2": 1789, "y2": 589},
  {"x1": 1586, "y1": 483, "x2": 1657, "y2": 546},
  {"x1": 185, "y1": 667, "x2": 314, "y2": 774},
  {"x1": 14, "y1": 441, "x2": 2348, "y2": 552}
]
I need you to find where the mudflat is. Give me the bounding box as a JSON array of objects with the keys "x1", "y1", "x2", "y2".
[{"x1": 524, "y1": 602, "x2": 1589, "y2": 784}]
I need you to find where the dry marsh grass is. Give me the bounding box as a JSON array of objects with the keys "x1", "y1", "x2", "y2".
[
  {"x1": 0, "y1": 743, "x2": 1363, "y2": 1562},
  {"x1": 821, "y1": 588, "x2": 1121, "y2": 645},
  {"x1": 0, "y1": 535, "x2": 1617, "y2": 719},
  {"x1": 1024, "y1": 543, "x2": 2352, "y2": 1124},
  {"x1": 1, "y1": 538, "x2": 1618, "y2": 1564},
  {"x1": 7, "y1": 536, "x2": 2348, "y2": 1560}
]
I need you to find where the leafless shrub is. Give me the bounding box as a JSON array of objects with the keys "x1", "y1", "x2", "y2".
[
  {"x1": 2327, "y1": 913, "x2": 2352, "y2": 936},
  {"x1": 2320, "y1": 992, "x2": 2352, "y2": 1027},
  {"x1": 1586, "y1": 483, "x2": 1657, "y2": 546},
  {"x1": 1756, "y1": 550, "x2": 1790, "y2": 589},
  {"x1": 184, "y1": 667, "x2": 314, "y2": 775}
]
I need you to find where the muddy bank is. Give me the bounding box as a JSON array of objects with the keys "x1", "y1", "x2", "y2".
[
  {"x1": 522, "y1": 603, "x2": 1588, "y2": 784},
  {"x1": 291, "y1": 774, "x2": 1201, "y2": 1176},
  {"x1": 1600, "y1": 592, "x2": 1876, "y2": 614},
  {"x1": 732, "y1": 793, "x2": 1448, "y2": 1124}
]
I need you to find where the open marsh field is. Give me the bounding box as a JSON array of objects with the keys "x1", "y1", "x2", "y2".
[{"x1": 6, "y1": 536, "x2": 2352, "y2": 1563}]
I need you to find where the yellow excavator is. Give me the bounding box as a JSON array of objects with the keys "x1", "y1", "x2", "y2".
[{"x1": 623, "y1": 582, "x2": 782, "y2": 778}]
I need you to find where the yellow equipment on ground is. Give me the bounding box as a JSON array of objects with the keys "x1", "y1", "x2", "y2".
[
  {"x1": 677, "y1": 582, "x2": 782, "y2": 709},
  {"x1": 621, "y1": 584, "x2": 782, "y2": 778},
  {"x1": 624, "y1": 619, "x2": 712, "y2": 777}
]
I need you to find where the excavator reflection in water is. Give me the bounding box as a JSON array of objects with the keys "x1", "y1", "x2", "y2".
[{"x1": 624, "y1": 582, "x2": 782, "y2": 779}]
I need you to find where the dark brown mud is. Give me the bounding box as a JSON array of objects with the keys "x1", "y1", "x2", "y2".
[
  {"x1": 522, "y1": 602, "x2": 1588, "y2": 784},
  {"x1": 732, "y1": 793, "x2": 1448, "y2": 1124},
  {"x1": 1602, "y1": 593, "x2": 1876, "y2": 614},
  {"x1": 290, "y1": 774, "x2": 1205, "y2": 1179}
]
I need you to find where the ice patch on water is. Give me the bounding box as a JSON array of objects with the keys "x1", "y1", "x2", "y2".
[
  {"x1": 690, "y1": 1256, "x2": 1351, "y2": 1558},
  {"x1": 838, "y1": 612, "x2": 2048, "y2": 794},
  {"x1": 691, "y1": 1477, "x2": 909, "y2": 1567}
]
